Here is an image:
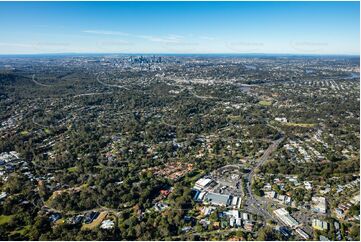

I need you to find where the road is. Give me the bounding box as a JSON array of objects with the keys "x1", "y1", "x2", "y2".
[
  {"x1": 244, "y1": 137, "x2": 285, "y2": 221},
  {"x1": 171, "y1": 227, "x2": 251, "y2": 240},
  {"x1": 31, "y1": 74, "x2": 53, "y2": 87},
  {"x1": 73, "y1": 92, "x2": 113, "y2": 98},
  {"x1": 243, "y1": 136, "x2": 307, "y2": 239},
  {"x1": 96, "y1": 72, "x2": 129, "y2": 90}
]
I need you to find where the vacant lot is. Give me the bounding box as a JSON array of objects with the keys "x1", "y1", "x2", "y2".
[{"x1": 81, "y1": 211, "x2": 108, "y2": 230}]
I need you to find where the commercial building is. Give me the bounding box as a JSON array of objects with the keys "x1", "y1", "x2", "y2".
[
  {"x1": 193, "y1": 178, "x2": 213, "y2": 190},
  {"x1": 204, "y1": 192, "x2": 231, "y2": 206},
  {"x1": 312, "y1": 219, "x2": 329, "y2": 231},
  {"x1": 319, "y1": 235, "x2": 330, "y2": 241},
  {"x1": 231, "y1": 196, "x2": 239, "y2": 207},
  {"x1": 273, "y1": 208, "x2": 299, "y2": 228},
  {"x1": 224, "y1": 210, "x2": 239, "y2": 219},
  {"x1": 312, "y1": 197, "x2": 327, "y2": 214},
  {"x1": 241, "y1": 212, "x2": 250, "y2": 221},
  {"x1": 296, "y1": 228, "x2": 310, "y2": 240}
]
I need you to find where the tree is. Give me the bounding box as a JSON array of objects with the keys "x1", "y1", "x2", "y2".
[
  {"x1": 257, "y1": 226, "x2": 278, "y2": 241},
  {"x1": 28, "y1": 216, "x2": 51, "y2": 240},
  {"x1": 349, "y1": 224, "x2": 360, "y2": 240}
]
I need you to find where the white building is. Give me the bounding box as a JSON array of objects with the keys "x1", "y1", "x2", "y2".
[
  {"x1": 273, "y1": 208, "x2": 299, "y2": 228},
  {"x1": 231, "y1": 196, "x2": 239, "y2": 208},
  {"x1": 0, "y1": 191, "x2": 7, "y2": 200},
  {"x1": 275, "y1": 117, "x2": 288, "y2": 123},
  {"x1": 237, "y1": 197, "x2": 242, "y2": 209},
  {"x1": 296, "y1": 228, "x2": 310, "y2": 240},
  {"x1": 194, "y1": 178, "x2": 213, "y2": 190},
  {"x1": 100, "y1": 220, "x2": 114, "y2": 230},
  {"x1": 312, "y1": 197, "x2": 327, "y2": 214},
  {"x1": 241, "y1": 212, "x2": 250, "y2": 221},
  {"x1": 304, "y1": 181, "x2": 313, "y2": 190},
  {"x1": 312, "y1": 219, "x2": 329, "y2": 231}
]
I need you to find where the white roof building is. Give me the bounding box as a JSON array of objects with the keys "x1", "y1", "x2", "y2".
[
  {"x1": 231, "y1": 196, "x2": 238, "y2": 207},
  {"x1": 100, "y1": 219, "x2": 114, "y2": 230},
  {"x1": 312, "y1": 219, "x2": 329, "y2": 231},
  {"x1": 0, "y1": 191, "x2": 7, "y2": 200},
  {"x1": 312, "y1": 197, "x2": 327, "y2": 214},
  {"x1": 230, "y1": 218, "x2": 235, "y2": 227},
  {"x1": 224, "y1": 210, "x2": 239, "y2": 219},
  {"x1": 275, "y1": 117, "x2": 288, "y2": 123},
  {"x1": 194, "y1": 178, "x2": 213, "y2": 190},
  {"x1": 241, "y1": 212, "x2": 250, "y2": 221},
  {"x1": 237, "y1": 197, "x2": 242, "y2": 209},
  {"x1": 273, "y1": 208, "x2": 299, "y2": 228},
  {"x1": 236, "y1": 218, "x2": 242, "y2": 227},
  {"x1": 304, "y1": 181, "x2": 312, "y2": 190},
  {"x1": 296, "y1": 228, "x2": 310, "y2": 240}
]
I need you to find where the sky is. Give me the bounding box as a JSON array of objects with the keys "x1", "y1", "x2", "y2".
[{"x1": 0, "y1": 1, "x2": 359, "y2": 55}]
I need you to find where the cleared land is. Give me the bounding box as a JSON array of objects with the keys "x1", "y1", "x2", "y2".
[
  {"x1": 283, "y1": 122, "x2": 316, "y2": 128},
  {"x1": 81, "y1": 211, "x2": 108, "y2": 230},
  {"x1": 0, "y1": 215, "x2": 13, "y2": 225},
  {"x1": 258, "y1": 100, "x2": 272, "y2": 106}
]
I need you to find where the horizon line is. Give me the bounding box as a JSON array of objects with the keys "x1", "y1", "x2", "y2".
[{"x1": 0, "y1": 52, "x2": 359, "y2": 57}]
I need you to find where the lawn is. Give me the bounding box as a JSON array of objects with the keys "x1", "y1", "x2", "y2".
[
  {"x1": 55, "y1": 219, "x2": 65, "y2": 225},
  {"x1": 258, "y1": 100, "x2": 272, "y2": 106},
  {"x1": 0, "y1": 215, "x2": 13, "y2": 225}
]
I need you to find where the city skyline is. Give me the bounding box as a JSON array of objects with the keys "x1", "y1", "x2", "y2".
[{"x1": 0, "y1": 1, "x2": 360, "y2": 55}]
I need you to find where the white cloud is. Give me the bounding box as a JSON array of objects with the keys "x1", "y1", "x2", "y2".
[
  {"x1": 0, "y1": 42, "x2": 34, "y2": 48},
  {"x1": 199, "y1": 36, "x2": 216, "y2": 41},
  {"x1": 83, "y1": 30, "x2": 129, "y2": 36},
  {"x1": 81, "y1": 30, "x2": 187, "y2": 44},
  {"x1": 138, "y1": 34, "x2": 184, "y2": 43}
]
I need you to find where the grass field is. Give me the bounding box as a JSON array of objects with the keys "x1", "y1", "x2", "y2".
[
  {"x1": 20, "y1": 130, "x2": 29, "y2": 136},
  {"x1": 81, "y1": 211, "x2": 108, "y2": 230},
  {"x1": 227, "y1": 115, "x2": 242, "y2": 121},
  {"x1": 258, "y1": 100, "x2": 272, "y2": 106},
  {"x1": 67, "y1": 166, "x2": 78, "y2": 172},
  {"x1": 283, "y1": 122, "x2": 315, "y2": 128},
  {"x1": 0, "y1": 215, "x2": 13, "y2": 225}
]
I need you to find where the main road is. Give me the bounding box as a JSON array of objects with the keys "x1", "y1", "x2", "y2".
[
  {"x1": 244, "y1": 136, "x2": 285, "y2": 221},
  {"x1": 243, "y1": 135, "x2": 306, "y2": 239}
]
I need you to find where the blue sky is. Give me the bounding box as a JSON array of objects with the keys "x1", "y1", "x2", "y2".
[{"x1": 0, "y1": 1, "x2": 359, "y2": 55}]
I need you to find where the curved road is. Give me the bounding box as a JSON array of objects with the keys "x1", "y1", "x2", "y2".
[{"x1": 96, "y1": 72, "x2": 129, "y2": 90}]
